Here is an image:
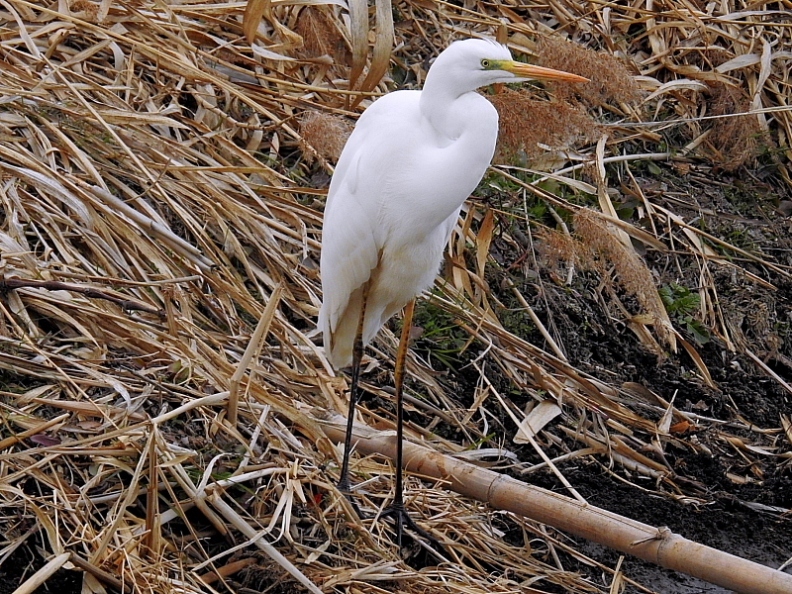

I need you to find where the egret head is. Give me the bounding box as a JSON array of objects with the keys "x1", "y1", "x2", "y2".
[{"x1": 425, "y1": 38, "x2": 588, "y2": 97}]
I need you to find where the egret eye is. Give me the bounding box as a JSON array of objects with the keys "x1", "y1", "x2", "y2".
[{"x1": 481, "y1": 59, "x2": 490, "y2": 69}]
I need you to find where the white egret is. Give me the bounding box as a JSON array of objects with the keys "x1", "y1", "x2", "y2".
[{"x1": 319, "y1": 38, "x2": 587, "y2": 545}]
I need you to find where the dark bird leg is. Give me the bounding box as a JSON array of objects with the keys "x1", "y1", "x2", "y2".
[
  {"x1": 389, "y1": 297, "x2": 414, "y2": 546},
  {"x1": 338, "y1": 292, "x2": 445, "y2": 558},
  {"x1": 338, "y1": 283, "x2": 369, "y2": 495},
  {"x1": 384, "y1": 299, "x2": 446, "y2": 558}
]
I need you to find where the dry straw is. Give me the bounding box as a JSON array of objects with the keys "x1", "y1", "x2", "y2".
[{"x1": 0, "y1": 0, "x2": 790, "y2": 593}]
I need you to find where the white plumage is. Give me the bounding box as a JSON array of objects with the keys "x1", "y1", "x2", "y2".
[
  {"x1": 318, "y1": 38, "x2": 587, "y2": 548},
  {"x1": 319, "y1": 39, "x2": 586, "y2": 367}
]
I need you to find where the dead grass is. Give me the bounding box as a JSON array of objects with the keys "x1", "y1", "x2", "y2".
[
  {"x1": 0, "y1": 0, "x2": 790, "y2": 593},
  {"x1": 538, "y1": 210, "x2": 674, "y2": 353}
]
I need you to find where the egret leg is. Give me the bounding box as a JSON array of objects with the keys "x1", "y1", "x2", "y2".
[
  {"x1": 385, "y1": 298, "x2": 444, "y2": 554},
  {"x1": 390, "y1": 298, "x2": 414, "y2": 546},
  {"x1": 338, "y1": 282, "x2": 369, "y2": 494},
  {"x1": 338, "y1": 292, "x2": 444, "y2": 557}
]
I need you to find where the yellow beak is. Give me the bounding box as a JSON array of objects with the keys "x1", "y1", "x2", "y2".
[{"x1": 503, "y1": 61, "x2": 589, "y2": 83}]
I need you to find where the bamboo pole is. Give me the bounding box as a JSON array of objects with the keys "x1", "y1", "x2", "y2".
[{"x1": 322, "y1": 418, "x2": 792, "y2": 594}]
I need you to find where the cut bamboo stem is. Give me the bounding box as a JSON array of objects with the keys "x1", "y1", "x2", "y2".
[{"x1": 322, "y1": 417, "x2": 792, "y2": 594}]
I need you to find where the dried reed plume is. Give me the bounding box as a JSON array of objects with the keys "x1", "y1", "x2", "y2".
[
  {"x1": 538, "y1": 37, "x2": 641, "y2": 106},
  {"x1": 299, "y1": 111, "x2": 353, "y2": 164},
  {"x1": 489, "y1": 88, "x2": 599, "y2": 162},
  {"x1": 295, "y1": 6, "x2": 348, "y2": 62},
  {"x1": 706, "y1": 83, "x2": 770, "y2": 171},
  {"x1": 540, "y1": 210, "x2": 674, "y2": 350}
]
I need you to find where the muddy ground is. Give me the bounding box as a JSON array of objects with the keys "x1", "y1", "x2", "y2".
[{"x1": 504, "y1": 165, "x2": 792, "y2": 592}]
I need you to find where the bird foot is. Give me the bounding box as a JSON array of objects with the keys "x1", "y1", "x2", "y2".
[{"x1": 381, "y1": 503, "x2": 448, "y2": 561}]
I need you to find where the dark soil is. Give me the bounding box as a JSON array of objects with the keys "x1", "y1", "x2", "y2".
[
  {"x1": 497, "y1": 165, "x2": 792, "y2": 592},
  {"x1": 0, "y1": 548, "x2": 82, "y2": 594},
  {"x1": 530, "y1": 463, "x2": 792, "y2": 593}
]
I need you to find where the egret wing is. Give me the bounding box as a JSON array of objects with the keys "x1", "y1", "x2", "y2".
[
  {"x1": 319, "y1": 92, "x2": 421, "y2": 363},
  {"x1": 319, "y1": 182, "x2": 379, "y2": 337}
]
